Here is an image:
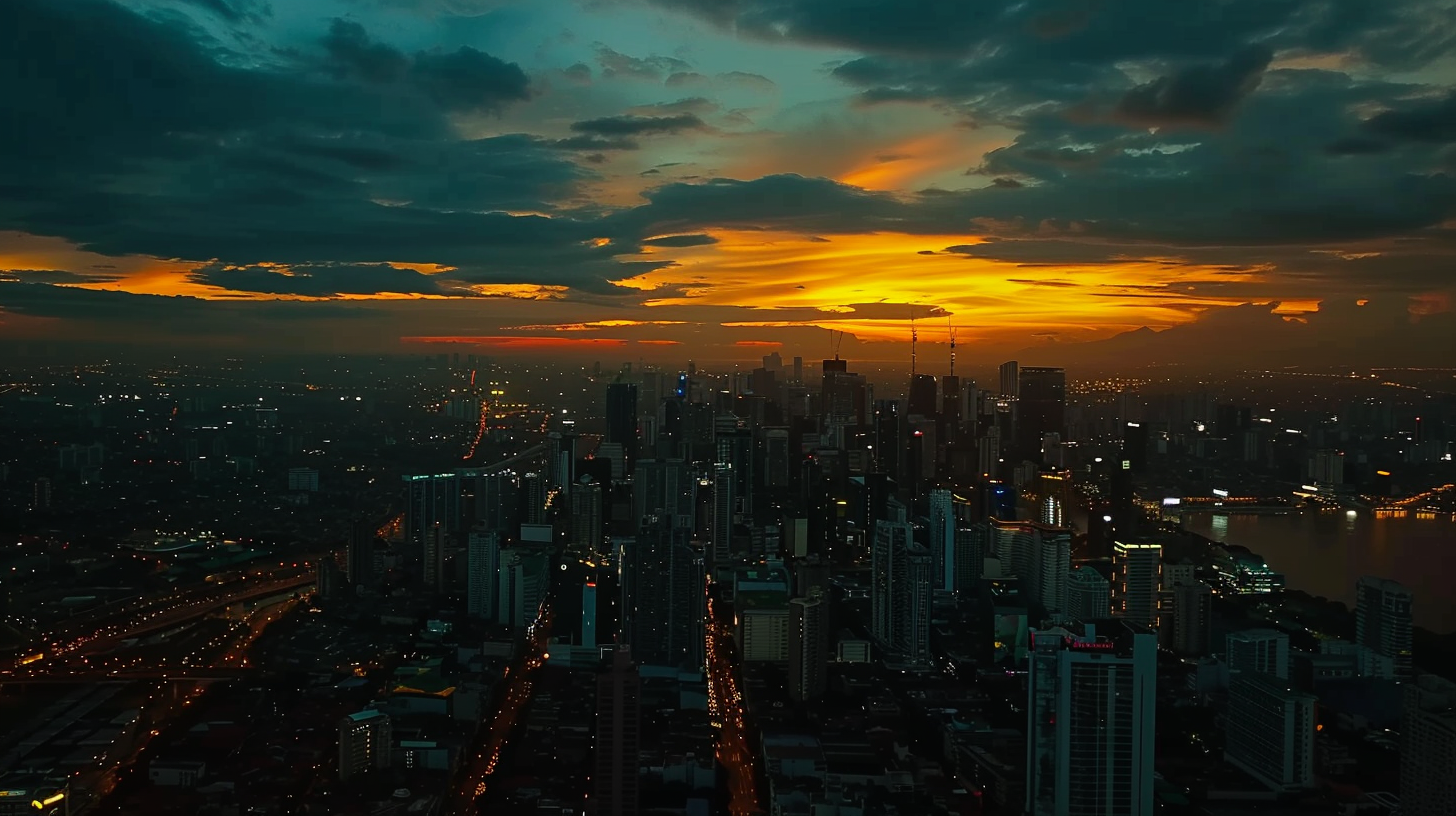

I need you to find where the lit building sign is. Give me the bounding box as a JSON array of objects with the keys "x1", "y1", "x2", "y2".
[{"x1": 1212, "y1": 489, "x2": 1229, "y2": 498}]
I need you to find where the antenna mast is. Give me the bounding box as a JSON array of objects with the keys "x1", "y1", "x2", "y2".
[
  {"x1": 910, "y1": 314, "x2": 918, "y2": 378},
  {"x1": 948, "y1": 318, "x2": 957, "y2": 378}
]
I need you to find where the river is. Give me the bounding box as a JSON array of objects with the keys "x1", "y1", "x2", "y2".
[{"x1": 1180, "y1": 510, "x2": 1456, "y2": 634}]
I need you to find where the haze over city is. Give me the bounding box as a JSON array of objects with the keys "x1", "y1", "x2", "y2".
[{"x1": 2, "y1": 2, "x2": 1456, "y2": 816}]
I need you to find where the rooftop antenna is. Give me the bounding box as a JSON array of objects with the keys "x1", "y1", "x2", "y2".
[
  {"x1": 910, "y1": 312, "x2": 918, "y2": 378},
  {"x1": 948, "y1": 318, "x2": 957, "y2": 378}
]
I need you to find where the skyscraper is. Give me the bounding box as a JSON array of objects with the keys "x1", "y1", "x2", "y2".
[
  {"x1": 582, "y1": 579, "x2": 598, "y2": 649},
  {"x1": 466, "y1": 529, "x2": 500, "y2": 620},
  {"x1": 403, "y1": 472, "x2": 460, "y2": 551},
  {"x1": 338, "y1": 710, "x2": 392, "y2": 781},
  {"x1": 569, "y1": 477, "x2": 604, "y2": 555},
  {"x1": 1017, "y1": 366, "x2": 1066, "y2": 462},
  {"x1": 1225, "y1": 673, "x2": 1316, "y2": 792},
  {"x1": 605, "y1": 382, "x2": 639, "y2": 467},
  {"x1": 594, "y1": 646, "x2": 641, "y2": 816},
  {"x1": 345, "y1": 520, "x2": 376, "y2": 589},
  {"x1": 496, "y1": 549, "x2": 548, "y2": 629},
  {"x1": 788, "y1": 589, "x2": 828, "y2": 703},
  {"x1": 1355, "y1": 575, "x2": 1414, "y2": 679},
  {"x1": 1112, "y1": 541, "x2": 1161, "y2": 628},
  {"x1": 422, "y1": 524, "x2": 446, "y2": 594},
  {"x1": 1066, "y1": 566, "x2": 1111, "y2": 623},
  {"x1": 928, "y1": 489, "x2": 955, "y2": 593},
  {"x1": 989, "y1": 519, "x2": 1071, "y2": 615},
  {"x1": 908, "y1": 373, "x2": 938, "y2": 417},
  {"x1": 1226, "y1": 629, "x2": 1290, "y2": 680},
  {"x1": 998, "y1": 360, "x2": 1019, "y2": 398},
  {"x1": 632, "y1": 458, "x2": 696, "y2": 532},
  {"x1": 1401, "y1": 674, "x2": 1456, "y2": 816},
  {"x1": 1026, "y1": 627, "x2": 1157, "y2": 816},
  {"x1": 620, "y1": 514, "x2": 704, "y2": 671},
  {"x1": 952, "y1": 524, "x2": 986, "y2": 595},
  {"x1": 871, "y1": 505, "x2": 932, "y2": 667},
  {"x1": 1170, "y1": 581, "x2": 1212, "y2": 657}
]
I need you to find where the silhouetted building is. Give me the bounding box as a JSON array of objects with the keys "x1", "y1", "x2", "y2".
[
  {"x1": 1225, "y1": 673, "x2": 1316, "y2": 792},
  {"x1": 605, "y1": 382, "x2": 639, "y2": 467},
  {"x1": 594, "y1": 647, "x2": 641, "y2": 816},
  {"x1": 788, "y1": 589, "x2": 829, "y2": 702},
  {"x1": 467, "y1": 530, "x2": 500, "y2": 620},
  {"x1": 1027, "y1": 626, "x2": 1156, "y2": 816},
  {"x1": 1402, "y1": 674, "x2": 1456, "y2": 816},
  {"x1": 1112, "y1": 541, "x2": 1161, "y2": 628},
  {"x1": 338, "y1": 710, "x2": 392, "y2": 781},
  {"x1": 1226, "y1": 629, "x2": 1290, "y2": 680},
  {"x1": 1017, "y1": 366, "x2": 1065, "y2": 462},
  {"x1": 1355, "y1": 576, "x2": 1413, "y2": 679}
]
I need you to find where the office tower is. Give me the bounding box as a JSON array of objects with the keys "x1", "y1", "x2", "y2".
[
  {"x1": 632, "y1": 458, "x2": 696, "y2": 531},
  {"x1": 403, "y1": 472, "x2": 460, "y2": 550},
  {"x1": 1112, "y1": 541, "x2": 1161, "y2": 627},
  {"x1": 338, "y1": 710, "x2": 392, "y2": 781},
  {"x1": 1017, "y1": 366, "x2": 1066, "y2": 461},
  {"x1": 422, "y1": 524, "x2": 447, "y2": 593},
  {"x1": 929, "y1": 489, "x2": 955, "y2": 593},
  {"x1": 520, "y1": 472, "x2": 545, "y2": 525},
  {"x1": 763, "y1": 428, "x2": 790, "y2": 489},
  {"x1": 989, "y1": 520, "x2": 1071, "y2": 615},
  {"x1": 1108, "y1": 457, "x2": 1136, "y2": 541},
  {"x1": 873, "y1": 398, "x2": 905, "y2": 481},
  {"x1": 465, "y1": 470, "x2": 519, "y2": 538},
  {"x1": 871, "y1": 506, "x2": 932, "y2": 666},
  {"x1": 908, "y1": 374, "x2": 938, "y2": 417},
  {"x1": 952, "y1": 524, "x2": 986, "y2": 595},
  {"x1": 605, "y1": 382, "x2": 639, "y2": 467},
  {"x1": 569, "y1": 477, "x2": 604, "y2": 554},
  {"x1": 1226, "y1": 629, "x2": 1290, "y2": 680},
  {"x1": 1170, "y1": 581, "x2": 1212, "y2": 656},
  {"x1": 620, "y1": 514, "x2": 705, "y2": 670},
  {"x1": 497, "y1": 549, "x2": 548, "y2": 629},
  {"x1": 1402, "y1": 675, "x2": 1456, "y2": 815},
  {"x1": 788, "y1": 589, "x2": 829, "y2": 702},
  {"x1": 998, "y1": 361, "x2": 1019, "y2": 398},
  {"x1": 466, "y1": 530, "x2": 500, "y2": 620},
  {"x1": 940, "y1": 374, "x2": 962, "y2": 443},
  {"x1": 711, "y1": 460, "x2": 735, "y2": 567},
  {"x1": 1067, "y1": 566, "x2": 1110, "y2": 622},
  {"x1": 1026, "y1": 628, "x2": 1157, "y2": 816},
  {"x1": 792, "y1": 355, "x2": 803, "y2": 383},
  {"x1": 345, "y1": 521, "x2": 376, "y2": 588},
  {"x1": 736, "y1": 564, "x2": 791, "y2": 663},
  {"x1": 594, "y1": 646, "x2": 641, "y2": 816},
  {"x1": 1306, "y1": 449, "x2": 1345, "y2": 485},
  {"x1": 582, "y1": 579, "x2": 598, "y2": 649},
  {"x1": 1121, "y1": 422, "x2": 1149, "y2": 473},
  {"x1": 1355, "y1": 576, "x2": 1414, "y2": 678},
  {"x1": 1225, "y1": 673, "x2": 1316, "y2": 792},
  {"x1": 550, "y1": 431, "x2": 578, "y2": 494}
]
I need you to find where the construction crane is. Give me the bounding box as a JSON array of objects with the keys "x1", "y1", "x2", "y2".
[{"x1": 910, "y1": 313, "x2": 918, "y2": 378}]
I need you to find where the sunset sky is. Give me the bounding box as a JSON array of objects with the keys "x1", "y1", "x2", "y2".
[{"x1": 2, "y1": 0, "x2": 1455, "y2": 364}]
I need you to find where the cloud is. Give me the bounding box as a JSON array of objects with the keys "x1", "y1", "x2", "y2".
[
  {"x1": 594, "y1": 45, "x2": 692, "y2": 81},
  {"x1": 188, "y1": 262, "x2": 464, "y2": 297},
  {"x1": 1114, "y1": 45, "x2": 1274, "y2": 128},
  {"x1": 1364, "y1": 91, "x2": 1456, "y2": 143},
  {"x1": 642, "y1": 234, "x2": 719, "y2": 247},
  {"x1": 0, "y1": 269, "x2": 121, "y2": 284},
  {"x1": 321, "y1": 19, "x2": 530, "y2": 113},
  {"x1": 570, "y1": 113, "x2": 708, "y2": 137}
]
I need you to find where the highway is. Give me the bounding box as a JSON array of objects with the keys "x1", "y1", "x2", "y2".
[
  {"x1": 706, "y1": 596, "x2": 765, "y2": 816},
  {"x1": 445, "y1": 605, "x2": 555, "y2": 816}
]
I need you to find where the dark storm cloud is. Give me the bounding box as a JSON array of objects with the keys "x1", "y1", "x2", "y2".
[
  {"x1": 570, "y1": 114, "x2": 708, "y2": 136},
  {"x1": 642, "y1": 234, "x2": 719, "y2": 247},
  {"x1": 1364, "y1": 91, "x2": 1456, "y2": 143},
  {"x1": 0, "y1": 270, "x2": 120, "y2": 285},
  {"x1": 0, "y1": 282, "x2": 373, "y2": 324},
  {"x1": 321, "y1": 19, "x2": 530, "y2": 113},
  {"x1": 1114, "y1": 45, "x2": 1274, "y2": 128},
  {"x1": 0, "y1": 0, "x2": 676, "y2": 297},
  {"x1": 187, "y1": 263, "x2": 465, "y2": 297}
]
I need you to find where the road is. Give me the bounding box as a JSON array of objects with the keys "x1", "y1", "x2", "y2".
[
  {"x1": 445, "y1": 605, "x2": 555, "y2": 816},
  {"x1": 706, "y1": 596, "x2": 764, "y2": 816}
]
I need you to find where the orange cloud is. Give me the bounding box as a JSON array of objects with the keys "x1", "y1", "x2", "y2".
[
  {"x1": 401, "y1": 336, "x2": 629, "y2": 349},
  {"x1": 735, "y1": 340, "x2": 783, "y2": 347},
  {"x1": 508, "y1": 319, "x2": 688, "y2": 331},
  {"x1": 637, "y1": 339, "x2": 682, "y2": 345}
]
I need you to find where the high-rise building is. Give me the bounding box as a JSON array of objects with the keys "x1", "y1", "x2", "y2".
[
  {"x1": 1225, "y1": 673, "x2": 1316, "y2": 792},
  {"x1": 871, "y1": 506, "x2": 932, "y2": 667},
  {"x1": 1402, "y1": 674, "x2": 1456, "y2": 816},
  {"x1": 569, "y1": 477, "x2": 604, "y2": 555},
  {"x1": 466, "y1": 530, "x2": 500, "y2": 620},
  {"x1": 735, "y1": 563, "x2": 791, "y2": 663},
  {"x1": 582, "y1": 579, "x2": 598, "y2": 649},
  {"x1": 463, "y1": 470, "x2": 518, "y2": 539},
  {"x1": 422, "y1": 524, "x2": 446, "y2": 594},
  {"x1": 1112, "y1": 541, "x2": 1162, "y2": 627},
  {"x1": 345, "y1": 520, "x2": 376, "y2": 589},
  {"x1": 1355, "y1": 575, "x2": 1413, "y2": 679},
  {"x1": 632, "y1": 458, "x2": 696, "y2": 532},
  {"x1": 788, "y1": 589, "x2": 828, "y2": 703},
  {"x1": 1226, "y1": 629, "x2": 1290, "y2": 680},
  {"x1": 594, "y1": 646, "x2": 641, "y2": 816},
  {"x1": 1170, "y1": 581, "x2": 1212, "y2": 657},
  {"x1": 711, "y1": 460, "x2": 735, "y2": 567},
  {"x1": 1306, "y1": 449, "x2": 1345, "y2": 485},
  {"x1": 928, "y1": 489, "x2": 956, "y2": 593},
  {"x1": 989, "y1": 519, "x2": 1071, "y2": 615},
  {"x1": 1066, "y1": 566, "x2": 1110, "y2": 622},
  {"x1": 402, "y1": 472, "x2": 459, "y2": 550},
  {"x1": 952, "y1": 524, "x2": 987, "y2": 595},
  {"x1": 1017, "y1": 366, "x2": 1066, "y2": 461},
  {"x1": 998, "y1": 361, "x2": 1019, "y2": 399},
  {"x1": 620, "y1": 514, "x2": 705, "y2": 671},
  {"x1": 338, "y1": 710, "x2": 392, "y2": 781},
  {"x1": 605, "y1": 382, "x2": 639, "y2": 467},
  {"x1": 497, "y1": 549, "x2": 548, "y2": 629},
  {"x1": 908, "y1": 374, "x2": 938, "y2": 417},
  {"x1": 1026, "y1": 627, "x2": 1157, "y2": 816}
]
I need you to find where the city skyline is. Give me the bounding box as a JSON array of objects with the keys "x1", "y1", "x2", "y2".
[{"x1": 2, "y1": 0, "x2": 1456, "y2": 363}]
